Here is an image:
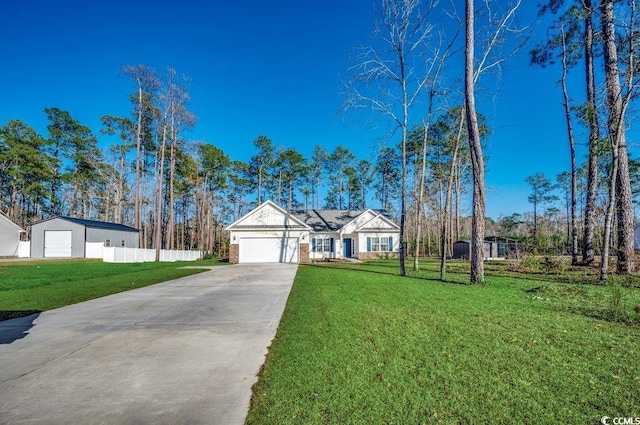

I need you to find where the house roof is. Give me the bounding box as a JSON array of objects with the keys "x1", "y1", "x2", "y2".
[
  {"x1": 226, "y1": 201, "x2": 398, "y2": 233},
  {"x1": 0, "y1": 212, "x2": 25, "y2": 232},
  {"x1": 225, "y1": 200, "x2": 311, "y2": 231},
  {"x1": 290, "y1": 209, "x2": 396, "y2": 232},
  {"x1": 32, "y1": 216, "x2": 139, "y2": 232}
]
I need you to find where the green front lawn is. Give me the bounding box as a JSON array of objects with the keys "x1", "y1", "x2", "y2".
[
  {"x1": 247, "y1": 259, "x2": 640, "y2": 424},
  {"x1": 0, "y1": 258, "x2": 225, "y2": 321}
]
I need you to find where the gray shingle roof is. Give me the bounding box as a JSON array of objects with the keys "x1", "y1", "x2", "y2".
[
  {"x1": 290, "y1": 209, "x2": 394, "y2": 232},
  {"x1": 290, "y1": 210, "x2": 363, "y2": 232}
]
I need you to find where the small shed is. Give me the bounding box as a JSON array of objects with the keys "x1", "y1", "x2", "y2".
[
  {"x1": 30, "y1": 216, "x2": 139, "y2": 259},
  {"x1": 0, "y1": 213, "x2": 25, "y2": 257},
  {"x1": 452, "y1": 240, "x2": 499, "y2": 260}
]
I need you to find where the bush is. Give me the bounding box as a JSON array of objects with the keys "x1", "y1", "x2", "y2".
[
  {"x1": 609, "y1": 281, "x2": 626, "y2": 322},
  {"x1": 519, "y1": 255, "x2": 541, "y2": 272},
  {"x1": 542, "y1": 256, "x2": 569, "y2": 274}
]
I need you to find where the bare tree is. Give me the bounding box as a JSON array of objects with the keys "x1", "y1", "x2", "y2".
[
  {"x1": 345, "y1": 0, "x2": 435, "y2": 276},
  {"x1": 465, "y1": 0, "x2": 524, "y2": 284},
  {"x1": 165, "y1": 68, "x2": 195, "y2": 250},
  {"x1": 440, "y1": 109, "x2": 465, "y2": 280},
  {"x1": 558, "y1": 25, "x2": 579, "y2": 265},
  {"x1": 414, "y1": 31, "x2": 459, "y2": 271},
  {"x1": 122, "y1": 65, "x2": 160, "y2": 240}
]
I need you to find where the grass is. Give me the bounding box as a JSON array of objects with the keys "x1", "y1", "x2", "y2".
[
  {"x1": 247, "y1": 259, "x2": 640, "y2": 424},
  {"x1": 0, "y1": 258, "x2": 225, "y2": 321}
]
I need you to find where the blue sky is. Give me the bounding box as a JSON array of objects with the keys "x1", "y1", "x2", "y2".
[{"x1": 1, "y1": 0, "x2": 636, "y2": 219}]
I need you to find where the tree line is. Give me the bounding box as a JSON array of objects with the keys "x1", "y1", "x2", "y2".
[
  {"x1": 342, "y1": 0, "x2": 638, "y2": 282},
  {"x1": 0, "y1": 67, "x2": 484, "y2": 259},
  {"x1": 2, "y1": 0, "x2": 638, "y2": 282}
]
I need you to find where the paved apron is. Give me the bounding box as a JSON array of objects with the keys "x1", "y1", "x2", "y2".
[{"x1": 0, "y1": 263, "x2": 297, "y2": 425}]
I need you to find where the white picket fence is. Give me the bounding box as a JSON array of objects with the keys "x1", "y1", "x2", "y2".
[{"x1": 86, "y1": 242, "x2": 203, "y2": 263}]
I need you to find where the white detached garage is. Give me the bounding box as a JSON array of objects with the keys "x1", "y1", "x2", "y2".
[{"x1": 226, "y1": 201, "x2": 311, "y2": 264}]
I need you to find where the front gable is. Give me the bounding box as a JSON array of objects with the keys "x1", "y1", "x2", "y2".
[
  {"x1": 226, "y1": 200, "x2": 310, "y2": 230},
  {"x1": 340, "y1": 210, "x2": 399, "y2": 234},
  {"x1": 356, "y1": 213, "x2": 400, "y2": 232},
  {"x1": 340, "y1": 210, "x2": 379, "y2": 234}
]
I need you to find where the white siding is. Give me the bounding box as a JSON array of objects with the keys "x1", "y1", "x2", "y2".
[
  {"x1": 0, "y1": 214, "x2": 23, "y2": 257},
  {"x1": 357, "y1": 233, "x2": 400, "y2": 254},
  {"x1": 358, "y1": 215, "x2": 398, "y2": 231},
  {"x1": 309, "y1": 232, "x2": 339, "y2": 260},
  {"x1": 341, "y1": 211, "x2": 378, "y2": 235},
  {"x1": 232, "y1": 203, "x2": 303, "y2": 227}
]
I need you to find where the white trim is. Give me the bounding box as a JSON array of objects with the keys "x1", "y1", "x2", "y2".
[
  {"x1": 338, "y1": 209, "x2": 376, "y2": 233},
  {"x1": 354, "y1": 211, "x2": 400, "y2": 232},
  {"x1": 225, "y1": 200, "x2": 312, "y2": 231}
]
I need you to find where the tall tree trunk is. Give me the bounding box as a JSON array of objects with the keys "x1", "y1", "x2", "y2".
[
  {"x1": 559, "y1": 27, "x2": 578, "y2": 265},
  {"x1": 440, "y1": 110, "x2": 464, "y2": 280},
  {"x1": 399, "y1": 119, "x2": 407, "y2": 276},
  {"x1": 135, "y1": 84, "x2": 143, "y2": 245},
  {"x1": 257, "y1": 165, "x2": 262, "y2": 205},
  {"x1": 601, "y1": 0, "x2": 635, "y2": 276},
  {"x1": 414, "y1": 47, "x2": 450, "y2": 270},
  {"x1": 465, "y1": 0, "x2": 485, "y2": 284},
  {"x1": 601, "y1": 141, "x2": 619, "y2": 281},
  {"x1": 455, "y1": 163, "x2": 461, "y2": 241},
  {"x1": 288, "y1": 180, "x2": 293, "y2": 211},
  {"x1": 414, "y1": 119, "x2": 431, "y2": 271},
  {"x1": 168, "y1": 110, "x2": 177, "y2": 250},
  {"x1": 583, "y1": 0, "x2": 600, "y2": 264},
  {"x1": 155, "y1": 125, "x2": 167, "y2": 262}
]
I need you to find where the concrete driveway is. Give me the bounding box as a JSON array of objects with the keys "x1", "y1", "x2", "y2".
[{"x1": 0, "y1": 263, "x2": 297, "y2": 425}]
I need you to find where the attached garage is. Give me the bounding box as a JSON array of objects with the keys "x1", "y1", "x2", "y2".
[
  {"x1": 239, "y1": 237, "x2": 300, "y2": 263},
  {"x1": 226, "y1": 201, "x2": 310, "y2": 264},
  {"x1": 30, "y1": 216, "x2": 139, "y2": 259},
  {"x1": 44, "y1": 230, "x2": 73, "y2": 257}
]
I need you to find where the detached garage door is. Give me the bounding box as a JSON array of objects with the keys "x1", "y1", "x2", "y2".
[
  {"x1": 44, "y1": 230, "x2": 72, "y2": 257},
  {"x1": 239, "y1": 237, "x2": 299, "y2": 263}
]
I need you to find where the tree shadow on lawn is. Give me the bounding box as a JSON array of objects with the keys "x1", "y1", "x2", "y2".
[
  {"x1": 305, "y1": 261, "x2": 598, "y2": 288},
  {"x1": 302, "y1": 263, "x2": 469, "y2": 285},
  {"x1": 490, "y1": 269, "x2": 602, "y2": 287},
  {"x1": 0, "y1": 311, "x2": 41, "y2": 344}
]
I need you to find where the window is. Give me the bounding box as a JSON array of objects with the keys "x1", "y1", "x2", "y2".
[
  {"x1": 312, "y1": 237, "x2": 333, "y2": 253},
  {"x1": 380, "y1": 237, "x2": 389, "y2": 252},
  {"x1": 104, "y1": 240, "x2": 111, "y2": 247},
  {"x1": 367, "y1": 236, "x2": 393, "y2": 252}
]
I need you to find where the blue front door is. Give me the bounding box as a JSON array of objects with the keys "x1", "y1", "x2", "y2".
[{"x1": 343, "y1": 238, "x2": 352, "y2": 258}]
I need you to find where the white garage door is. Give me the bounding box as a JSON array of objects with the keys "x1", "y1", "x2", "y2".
[
  {"x1": 44, "y1": 230, "x2": 72, "y2": 257},
  {"x1": 239, "y1": 237, "x2": 299, "y2": 263}
]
